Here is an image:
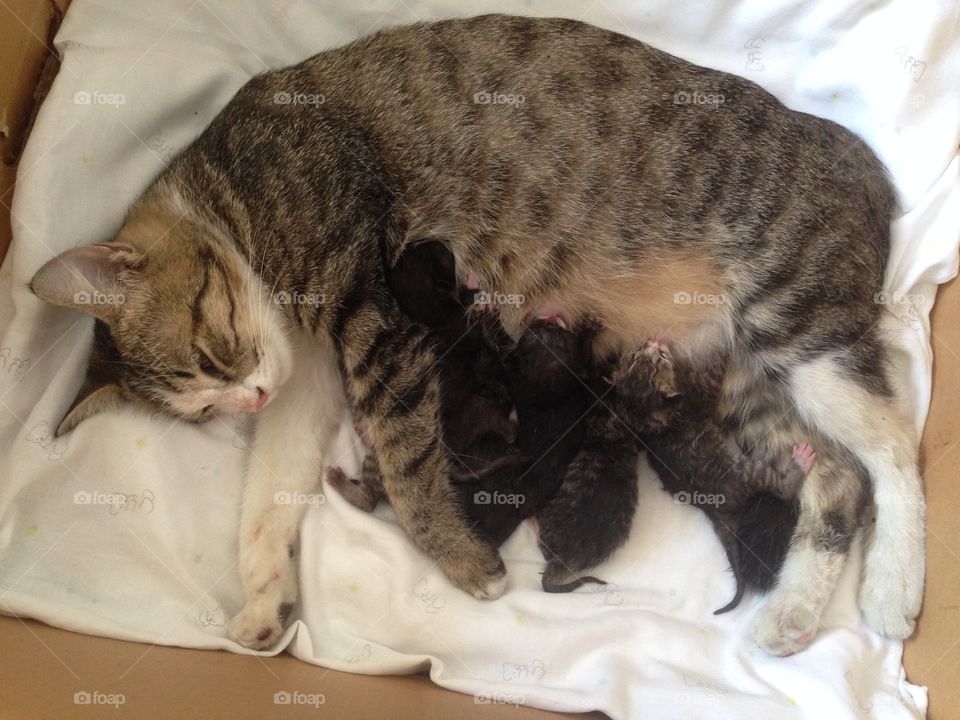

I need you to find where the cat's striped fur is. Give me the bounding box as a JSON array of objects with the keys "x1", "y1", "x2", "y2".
[{"x1": 29, "y1": 15, "x2": 922, "y2": 653}]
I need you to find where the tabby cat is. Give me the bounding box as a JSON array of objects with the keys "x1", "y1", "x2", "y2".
[{"x1": 29, "y1": 15, "x2": 922, "y2": 654}]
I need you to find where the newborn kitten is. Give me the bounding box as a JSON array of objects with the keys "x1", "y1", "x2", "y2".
[
  {"x1": 330, "y1": 241, "x2": 612, "y2": 551},
  {"x1": 613, "y1": 342, "x2": 816, "y2": 612}
]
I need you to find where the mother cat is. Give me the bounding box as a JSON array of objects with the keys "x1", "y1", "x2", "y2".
[{"x1": 29, "y1": 15, "x2": 923, "y2": 653}]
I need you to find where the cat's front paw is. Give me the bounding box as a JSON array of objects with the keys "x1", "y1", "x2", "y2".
[
  {"x1": 438, "y1": 538, "x2": 507, "y2": 600},
  {"x1": 229, "y1": 595, "x2": 294, "y2": 650}
]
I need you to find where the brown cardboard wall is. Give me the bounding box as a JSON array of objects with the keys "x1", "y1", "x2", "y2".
[
  {"x1": 903, "y1": 275, "x2": 960, "y2": 716},
  {"x1": 0, "y1": 0, "x2": 67, "y2": 262}
]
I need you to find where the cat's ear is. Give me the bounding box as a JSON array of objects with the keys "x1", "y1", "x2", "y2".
[
  {"x1": 56, "y1": 383, "x2": 125, "y2": 436},
  {"x1": 30, "y1": 243, "x2": 143, "y2": 324}
]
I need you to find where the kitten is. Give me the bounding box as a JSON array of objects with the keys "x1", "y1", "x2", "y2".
[
  {"x1": 331, "y1": 242, "x2": 602, "y2": 548},
  {"x1": 611, "y1": 343, "x2": 817, "y2": 613},
  {"x1": 29, "y1": 15, "x2": 921, "y2": 652}
]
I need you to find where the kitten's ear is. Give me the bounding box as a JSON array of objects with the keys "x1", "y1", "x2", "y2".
[
  {"x1": 56, "y1": 384, "x2": 125, "y2": 436},
  {"x1": 30, "y1": 243, "x2": 143, "y2": 324}
]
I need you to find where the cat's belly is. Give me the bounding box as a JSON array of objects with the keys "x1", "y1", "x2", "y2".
[{"x1": 494, "y1": 250, "x2": 734, "y2": 362}]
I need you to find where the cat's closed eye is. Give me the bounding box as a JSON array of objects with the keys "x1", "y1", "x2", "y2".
[{"x1": 197, "y1": 347, "x2": 235, "y2": 382}]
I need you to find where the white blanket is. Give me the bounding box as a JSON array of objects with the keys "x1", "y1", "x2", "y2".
[{"x1": 2, "y1": 1, "x2": 958, "y2": 717}]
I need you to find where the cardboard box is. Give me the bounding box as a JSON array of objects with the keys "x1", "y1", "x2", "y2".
[{"x1": 0, "y1": 2, "x2": 956, "y2": 718}]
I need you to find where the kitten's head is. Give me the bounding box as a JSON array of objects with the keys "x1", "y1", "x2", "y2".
[
  {"x1": 613, "y1": 340, "x2": 681, "y2": 429},
  {"x1": 29, "y1": 200, "x2": 293, "y2": 435},
  {"x1": 510, "y1": 320, "x2": 596, "y2": 401}
]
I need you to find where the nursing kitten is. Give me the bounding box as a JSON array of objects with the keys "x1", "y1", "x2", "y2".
[
  {"x1": 30, "y1": 15, "x2": 920, "y2": 652},
  {"x1": 612, "y1": 343, "x2": 817, "y2": 613},
  {"x1": 327, "y1": 242, "x2": 530, "y2": 543},
  {"x1": 331, "y1": 241, "x2": 605, "y2": 548}
]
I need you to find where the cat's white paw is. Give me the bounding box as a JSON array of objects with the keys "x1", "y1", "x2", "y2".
[
  {"x1": 752, "y1": 595, "x2": 821, "y2": 656},
  {"x1": 472, "y1": 572, "x2": 508, "y2": 600},
  {"x1": 229, "y1": 593, "x2": 294, "y2": 650},
  {"x1": 437, "y1": 539, "x2": 507, "y2": 600},
  {"x1": 241, "y1": 538, "x2": 297, "y2": 596},
  {"x1": 859, "y1": 555, "x2": 921, "y2": 639},
  {"x1": 234, "y1": 527, "x2": 299, "y2": 649}
]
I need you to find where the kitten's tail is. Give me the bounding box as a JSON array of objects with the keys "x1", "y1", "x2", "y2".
[
  {"x1": 726, "y1": 493, "x2": 799, "y2": 606},
  {"x1": 541, "y1": 562, "x2": 607, "y2": 593}
]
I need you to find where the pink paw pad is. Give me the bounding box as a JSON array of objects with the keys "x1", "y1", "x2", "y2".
[{"x1": 792, "y1": 442, "x2": 817, "y2": 475}]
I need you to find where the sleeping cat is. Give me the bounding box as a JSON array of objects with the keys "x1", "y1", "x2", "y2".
[{"x1": 29, "y1": 15, "x2": 921, "y2": 653}]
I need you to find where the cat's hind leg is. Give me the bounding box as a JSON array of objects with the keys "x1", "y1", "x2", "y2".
[
  {"x1": 750, "y1": 446, "x2": 865, "y2": 655},
  {"x1": 789, "y1": 353, "x2": 924, "y2": 639}
]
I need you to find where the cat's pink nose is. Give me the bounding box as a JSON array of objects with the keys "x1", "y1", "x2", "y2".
[{"x1": 253, "y1": 387, "x2": 268, "y2": 412}]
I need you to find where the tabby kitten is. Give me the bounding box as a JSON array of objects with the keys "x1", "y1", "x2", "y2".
[
  {"x1": 30, "y1": 15, "x2": 922, "y2": 653},
  {"x1": 611, "y1": 343, "x2": 820, "y2": 614}
]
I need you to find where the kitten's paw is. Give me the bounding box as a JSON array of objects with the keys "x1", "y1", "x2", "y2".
[
  {"x1": 325, "y1": 465, "x2": 379, "y2": 512},
  {"x1": 791, "y1": 442, "x2": 817, "y2": 475},
  {"x1": 229, "y1": 594, "x2": 293, "y2": 650},
  {"x1": 438, "y1": 539, "x2": 507, "y2": 600},
  {"x1": 752, "y1": 596, "x2": 820, "y2": 656},
  {"x1": 859, "y1": 556, "x2": 921, "y2": 639}
]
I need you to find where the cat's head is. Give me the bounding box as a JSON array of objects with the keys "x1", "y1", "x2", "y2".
[{"x1": 29, "y1": 204, "x2": 293, "y2": 435}]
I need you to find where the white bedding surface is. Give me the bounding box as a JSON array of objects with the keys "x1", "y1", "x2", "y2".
[{"x1": 2, "y1": 1, "x2": 958, "y2": 717}]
